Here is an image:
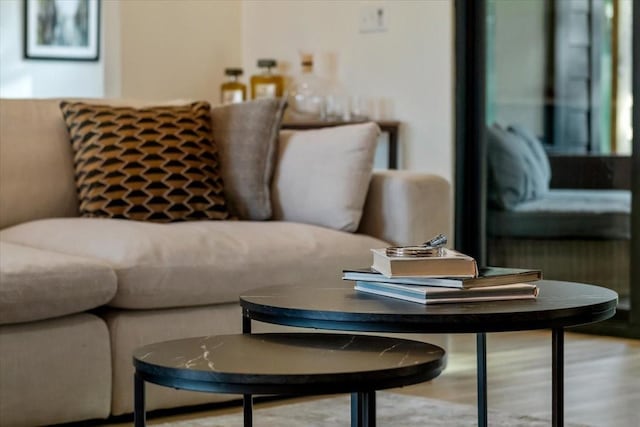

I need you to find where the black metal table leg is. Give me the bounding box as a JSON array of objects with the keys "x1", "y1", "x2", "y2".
[
  {"x1": 243, "y1": 394, "x2": 253, "y2": 427},
  {"x1": 477, "y1": 332, "x2": 488, "y2": 427},
  {"x1": 134, "y1": 373, "x2": 146, "y2": 427},
  {"x1": 242, "y1": 309, "x2": 252, "y2": 334},
  {"x1": 552, "y1": 328, "x2": 564, "y2": 427},
  {"x1": 351, "y1": 392, "x2": 363, "y2": 427},
  {"x1": 364, "y1": 390, "x2": 376, "y2": 427},
  {"x1": 242, "y1": 310, "x2": 253, "y2": 427},
  {"x1": 387, "y1": 127, "x2": 398, "y2": 169},
  {"x1": 351, "y1": 391, "x2": 376, "y2": 427}
]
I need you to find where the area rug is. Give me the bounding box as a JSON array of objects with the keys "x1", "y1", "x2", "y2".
[{"x1": 154, "y1": 392, "x2": 593, "y2": 427}]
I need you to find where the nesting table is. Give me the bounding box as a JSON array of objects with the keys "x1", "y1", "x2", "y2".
[
  {"x1": 132, "y1": 333, "x2": 445, "y2": 427},
  {"x1": 240, "y1": 280, "x2": 617, "y2": 427}
]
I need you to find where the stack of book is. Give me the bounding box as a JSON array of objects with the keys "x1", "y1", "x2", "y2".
[{"x1": 344, "y1": 248, "x2": 541, "y2": 304}]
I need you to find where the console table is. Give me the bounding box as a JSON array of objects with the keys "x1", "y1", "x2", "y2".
[
  {"x1": 240, "y1": 280, "x2": 617, "y2": 427},
  {"x1": 281, "y1": 120, "x2": 400, "y2": 169}
]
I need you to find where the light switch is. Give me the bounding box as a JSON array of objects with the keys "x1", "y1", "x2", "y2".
[{"x1": 359, "y1": 4, "x2": 387, "y2": 33}]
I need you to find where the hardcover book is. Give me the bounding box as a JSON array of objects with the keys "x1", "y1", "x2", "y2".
[
  {"x1": 370, "y1": 248, "x2": 478, "y2": 278},
  {"x1": 354, "y1": 280, "x2": 539, "y2": 305},
  {"x1": 343, "y1": 266, "x2": 542, "y2": 289}
]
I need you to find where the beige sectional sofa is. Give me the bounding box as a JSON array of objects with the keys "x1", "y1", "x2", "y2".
[{"x1": 0, "y1": 98, "x2": 451, "y2": 426}]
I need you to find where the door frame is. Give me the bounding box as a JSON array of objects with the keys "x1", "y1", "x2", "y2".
[
  {"x1": 454, "y1": 0, "x2": 639, "y2": 337},
  {"x1": 453, "y1": 0, "x2": 487, "y2": 265}
]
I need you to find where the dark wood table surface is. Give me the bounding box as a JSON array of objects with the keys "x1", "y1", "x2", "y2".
[
  {"x1": 240, "y1": 281, "x2": 617, "y2": 333},
  {"x1": 240, "y1": 281, "x2": 617, "y2": 427}
]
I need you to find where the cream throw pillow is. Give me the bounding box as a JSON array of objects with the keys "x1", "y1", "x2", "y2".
[{"x1": 271, "y1": 122, "x2": 380, "y2": 232}]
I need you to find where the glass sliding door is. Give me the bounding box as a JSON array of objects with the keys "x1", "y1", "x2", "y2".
[{"x1": 455, "y1": 0, "x2": 638, "y2": 337}]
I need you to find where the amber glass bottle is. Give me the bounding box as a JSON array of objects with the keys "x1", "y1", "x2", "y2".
[
  {"x1": 250, "y1": 59, "x2": 284, "y2": 99},
  {"x1": 220, "y1": 68, "x2": 246, "y2": 105}
]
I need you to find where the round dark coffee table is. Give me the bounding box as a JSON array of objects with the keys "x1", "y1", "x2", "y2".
[
  {"x1": 240, "y1": 280, "x2": 617, "y2": 427},
  {"x1": 132, "y1": 333, "x2": 446, "y2": 427}
]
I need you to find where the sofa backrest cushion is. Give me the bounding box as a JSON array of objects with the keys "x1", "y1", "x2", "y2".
[
  {"x1": 0, "y1": 98, "x2": 287, "y2": 228},
  {"x1": 271, "y1": 122, "x2": 380, "y2": 232},
  {"x1": 0, "y1": 99, "x2": 79, "y2": 229},
  {"x1": 59, "y1": 101, "x2": 230, "y2": 222},
  {"x1": 211, "y1": 98, "x2": 287, "y2": 220}
]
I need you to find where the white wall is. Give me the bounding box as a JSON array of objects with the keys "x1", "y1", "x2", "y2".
[
  {"x1": 103, "y1": 0, "x2": 121, "y2": 98},
  {"x1": 113, "y1": 0, "x2": 242, "y2": 105},
  {"x1": 0, "y1": 0, "x2": 242, "y2": 103},
  {"x1": 1, "y1": 0, "x2": 454, "y2": 179},
  {"x1": 242, "y1": 0, "x2": 454, "y2": 179},
  {"x1": 0, "y1": 0, "x2": 105, "y2": 98}
]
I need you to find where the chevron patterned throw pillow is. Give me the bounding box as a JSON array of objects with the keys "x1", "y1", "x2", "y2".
[{"x1": 60, "y1": 101, "x2": 230, "y2": 222}]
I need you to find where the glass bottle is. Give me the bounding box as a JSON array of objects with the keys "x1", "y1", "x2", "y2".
[
  {"x1": 220, "y1": 68, "x2": 246, "y2": 105},
  {"x1": 250, "y1": 59, "x2": 284, "y2": 100},
  {"x1": 288, "y1": 52, "x2": 326, "y2": 120}
]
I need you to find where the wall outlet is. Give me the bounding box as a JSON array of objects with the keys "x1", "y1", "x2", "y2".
[{"x1": 359, "y1": 4, "x2": 387, "y2": 33}]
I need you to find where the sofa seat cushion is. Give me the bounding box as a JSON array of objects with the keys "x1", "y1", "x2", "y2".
[
  {"x1": 0, "y1": 242, "x2": 117, "y2": 325},
  {"x1": 0, "y1": 218, "x2": 388, "y2": 309},
  {"x1": 487, "y1": 189, "x2": 631, "y2": 239}
]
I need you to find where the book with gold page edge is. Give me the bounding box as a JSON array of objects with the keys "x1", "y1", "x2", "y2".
[
  {"x1": 343, "y1": 266, "x2": 542, "y2": 289},
  {"x1": 354, "y1": 281, "x2": 539, "y2": 305},
  {"x1": 371, "y1": 247, "x2": 479, "y2": 278}
]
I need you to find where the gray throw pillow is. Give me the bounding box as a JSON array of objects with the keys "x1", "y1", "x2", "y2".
[
  {"x1": 507, "y1": 124, "x2": 551, "y2": 185},
  {"x1": 487, "y1": 124, "x2": 548, "y2": 210},
  {"x1": 211, "y1": 98, "x2": 287, "y2": 220}
]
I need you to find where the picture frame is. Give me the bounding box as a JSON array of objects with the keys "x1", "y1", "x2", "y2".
[{"x1": 24, "y1": 0, "x2": 100, "y2": 61}]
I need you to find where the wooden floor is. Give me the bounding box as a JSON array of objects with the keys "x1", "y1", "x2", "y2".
[
  {"x1": 395, "y1": 330, "x2": 640, "y2": 427},
  {"x1": 108, "y1": 330, "x2": 640, "y2": 427}
]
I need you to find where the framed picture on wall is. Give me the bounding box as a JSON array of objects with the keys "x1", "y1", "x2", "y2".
[{"x1": 24, "y1": 0, "x2": 100, "y2": 61}]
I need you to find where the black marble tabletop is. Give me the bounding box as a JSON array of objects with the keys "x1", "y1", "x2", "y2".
[
  {"x1": 133, "y1": 333, "x2": 446, "y2": 395},
  {"x1": 240, "y1": 281, "x2": 618, "y2": 333}
]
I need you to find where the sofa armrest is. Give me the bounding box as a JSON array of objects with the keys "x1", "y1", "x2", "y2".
[{"x1": 358, "y1": 170, "x2": 452, "y2": 246}]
